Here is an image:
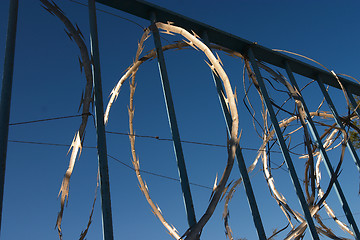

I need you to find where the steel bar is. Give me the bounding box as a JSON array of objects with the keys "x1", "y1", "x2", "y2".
[
  {"x1": 316, "y1": 76, "x2": 360, "y2": 172},
  {"x1": 247, "y1": 48, "x2": 320, "y2": 240},
  {"x1": 0, "y1": 0, "x2": 19, "y2": 234},
  {"x1": 345, "y1": 86, "x2": 360, "y2": 121},
  {"x1": 95, "y1": 0, "x2": 360, "y2": 96},
  {"x1": 150, "y1": 13, "x2": 197, "y2": 228},
  {"x1": 285, "y1": 62, "x2": 360, "y2": 239},
  {"x1": 88, "y1": 1, "x2": 114, "y2": 239},
  {"x1": 202, "y1": 31, "x2": 266, "y2": 239}
]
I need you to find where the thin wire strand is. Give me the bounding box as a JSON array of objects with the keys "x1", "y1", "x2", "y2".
[
  {"x1": 321, "y1": 212, "x2": 360, "y2": 221},
  {"x1": 9, "y1": 112, "x2": 282, "y2": 153},
  {"x1": 8, "y1": 139, "x2": 211, "y2": 190},
  {"x1": 65, "y1": 0, "x2": 181, "y2": 47},
  {"x1": 9, "y1": 113, "x2": 91, "y2": 126},
  {"x1": 105, "y1": 130, "x2": 284, "y2": 153},
  {"x1": 8, "y1": 140, "x2": 288, "y2": 191},
  {"x1": 7, "y1": 139, "x2": 360, "y2": 223},
  {"x1": 8, "y1": 114, "x2": 305, "y2": 181},
  {"x1": 107, "y1": 154, "x2": 212, "y2": 190},
  {"x1": 67, "y1": 0, "x2": 145, "y2": 30},
  {"x1": 9, "y1": 113, "x2": 283, "y2": 153},
  {"x1": 8, "y1": 138, "x2": 293, "y2": 180},
  {"x1": 8, "y1": 140, "x2": 96, "y2": 148}
]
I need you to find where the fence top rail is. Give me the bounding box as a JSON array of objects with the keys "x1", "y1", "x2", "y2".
[{"x1": 95, "y1": 0, "x2": 360, "y2": 96}]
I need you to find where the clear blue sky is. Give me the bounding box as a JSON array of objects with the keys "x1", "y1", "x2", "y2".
[{"x1": 1, "y1": 0, "x2": 360, "y2": 239}]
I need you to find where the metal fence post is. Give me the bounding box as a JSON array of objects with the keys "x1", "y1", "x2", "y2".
[
  {"x1": 150, "y1": 14, "x2": 197, "y2": 228},
  {"x1": 345, "y1": 87, "x2": 360, "y2": 120},
  {"x1": 247, "y1": 48, "x2": 320, "y2": 240},
  {"x1": 0, "y1": 0, "x2": 19, "y2": 234},
  {"x1": 316, "y1": 76, "x2": 360, "y2": 173},
  {"x1": 285, "y1": 62, "x2": 360, "y2": 238},
  {"x1": 88, "y1": 1, "x2": 114, "y2": 239},
  {"x1": 202, "y1": 31, "x2": 266, "y2": 239}
]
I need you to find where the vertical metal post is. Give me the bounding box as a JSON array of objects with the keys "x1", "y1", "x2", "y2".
[
  {"x1": 0, "y1": 0, "x2": 19, "y2": 234},
  {"x1": 345, "y1": 86, "x2": 360, "y2": 126},
  {"x1": 316, "y1": 76, "x2": 360, "y2": 172},
  {"x1": 285, "y1": 62, "x2": 360, "y2": 238},
  {"x1": 88, "y1": 1, "x2": 114, "y2": 239},
  {"x1": 150, "y1": 14, "x2": 197, "y2": 228},
  {"x1": 202, "y1": 32, "x2": 266, "y2": 239},
  {"x1": 247, "y1": 48, "x2": 320, "y2": 240}
]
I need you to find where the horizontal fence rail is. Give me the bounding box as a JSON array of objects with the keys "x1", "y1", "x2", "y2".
[{"x1": 96, "y1": 0, "x2": 360, "y2": 96}]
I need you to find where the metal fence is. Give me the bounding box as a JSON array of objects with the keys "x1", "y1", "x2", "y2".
[{"x1": 1, "y1": 1, "x2": 360, "y2": 239}]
